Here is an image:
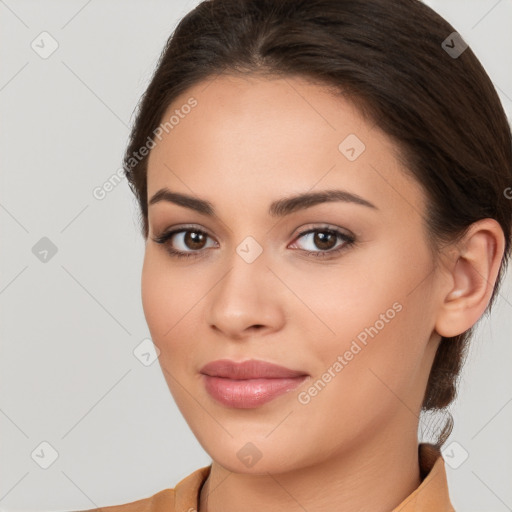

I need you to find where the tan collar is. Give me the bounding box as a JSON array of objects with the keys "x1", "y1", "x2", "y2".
[
  {"x1": 390, "y1": 443, "x2": 455, "y2": 511},
  {"x1": 173, "y1": 443, "x2": 455, "y2": 511}
]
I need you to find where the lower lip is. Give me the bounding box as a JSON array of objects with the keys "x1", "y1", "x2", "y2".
[{"x1": 202, "y1": 375, "x2": 309, "y2": 408}]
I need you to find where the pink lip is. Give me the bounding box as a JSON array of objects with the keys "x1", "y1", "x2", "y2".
[{"x1": 200, "y1": 359, "x2": 309, "y2": 408}]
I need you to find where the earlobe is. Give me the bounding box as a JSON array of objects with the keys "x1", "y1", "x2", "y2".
[{"x1": 435, "y1": 219, "x2": 505, "y2": 338}]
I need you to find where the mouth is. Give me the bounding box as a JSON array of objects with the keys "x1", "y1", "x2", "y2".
[{"x1": 199, "y1": 359, "x2": 309, "y2": 409}]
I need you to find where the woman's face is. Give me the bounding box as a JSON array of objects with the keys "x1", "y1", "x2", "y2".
[{"x1": 142, "y1": 74, "x2": 445, "y2": 473}]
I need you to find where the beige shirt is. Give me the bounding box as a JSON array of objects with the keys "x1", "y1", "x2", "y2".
[{"x1": 78, "y1": 443, "x2": 455, "y2": 511}]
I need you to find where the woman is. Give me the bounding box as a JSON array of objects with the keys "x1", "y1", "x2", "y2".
[{"x1": 80, "y1": 0, "x2": 511, "y2": 510}]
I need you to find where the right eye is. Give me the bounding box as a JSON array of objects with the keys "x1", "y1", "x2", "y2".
[{"x1": 152, "y1": 227, "x2": 218, "y2": 259}]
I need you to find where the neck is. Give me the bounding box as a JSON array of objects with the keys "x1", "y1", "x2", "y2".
[{"x1": 199, "y1": 424, "x2": 422, "y2": 512}]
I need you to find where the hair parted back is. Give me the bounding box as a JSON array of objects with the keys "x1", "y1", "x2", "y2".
[{"x1": 123, "y1": 0, "x2": 512, "y2": 447}]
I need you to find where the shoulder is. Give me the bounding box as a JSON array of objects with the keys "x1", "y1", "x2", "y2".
[
  {"x1": 73, "y1": 488, "x2": 175, "y2": 512},
  {"x1": 71, "y1": 465, "x2": 211, "y2": 512}
]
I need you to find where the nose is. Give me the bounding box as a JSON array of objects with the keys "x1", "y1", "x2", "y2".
[{"x1": 206, "y1": 247, "x2": 286, "y2": 340}]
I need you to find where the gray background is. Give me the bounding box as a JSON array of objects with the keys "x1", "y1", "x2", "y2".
[{"x1": 0, "y1": 1, "x2": 511, "y2": 510}]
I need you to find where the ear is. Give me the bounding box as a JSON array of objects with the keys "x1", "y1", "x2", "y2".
[{"x1": 435, "y1": 218, "x2": 506, "y2": 338}]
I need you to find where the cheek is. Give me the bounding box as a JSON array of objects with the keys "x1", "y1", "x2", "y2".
[
  {"x1": 141, "y1": 251, "x2": 200, "y2": 398},
  {"x1": 141, "y1": 253, "x2": 166, "y2": 339},
  {"x1": 286, "y1": 261, "x2": 401, "y2": 349},
  {"x1": 300, "y1": 238, "x2": 433, "y2": 375},
  {"x1": 141, "y1": 249, "x2": 193, "y2": 342},
  {"x1": 141, "y1": 248, "x2": 216, "y2": 386}
]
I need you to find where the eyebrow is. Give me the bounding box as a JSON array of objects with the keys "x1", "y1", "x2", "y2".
[{"x1": 148, "y1": 187, "x2": 377, "y2": 217}]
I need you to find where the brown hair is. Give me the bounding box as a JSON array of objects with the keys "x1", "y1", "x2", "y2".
[{"x1": 123, "y1": 0, "x2": 512, "y2": 446}]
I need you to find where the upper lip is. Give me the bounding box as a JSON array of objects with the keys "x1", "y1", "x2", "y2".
[{"x1": 200, "y1": 359, "x2": 308, "y2": 379}]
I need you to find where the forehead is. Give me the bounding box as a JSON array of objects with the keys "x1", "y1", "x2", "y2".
[
  {"x1": 148, "y1": 74, "x2": 369, "y2": 173},
  {"x1": 146, "y1": 74, "x2": 425, "y2": 219}
]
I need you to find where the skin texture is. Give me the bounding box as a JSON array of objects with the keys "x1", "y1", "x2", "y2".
[{"x1": 141, "y1": 74, "x2": 504, "y2": 512}]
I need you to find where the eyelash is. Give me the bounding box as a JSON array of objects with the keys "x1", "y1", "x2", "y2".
[{"x1": 152, "y1": 225, "x2": 356, "y2": 260}]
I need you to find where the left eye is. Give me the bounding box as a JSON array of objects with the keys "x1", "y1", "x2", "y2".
[{"x1": 290, "y1": 228, "x2": 354, "y2": 254}]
